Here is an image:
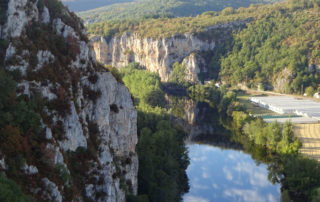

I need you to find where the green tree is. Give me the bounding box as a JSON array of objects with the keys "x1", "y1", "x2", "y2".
[{"x1": 0, "y1": 174, "x2": 31, "y2": 202}]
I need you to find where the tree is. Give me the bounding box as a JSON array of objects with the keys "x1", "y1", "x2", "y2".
[
  {"x1": 0, "y1": 174, "x2": 31, "y2": 202},
  {"x1": 169, "y1": 62, "x2": 188, "y2": 87},
  {"x1": 305, "y1": 86, "x2": 315, "y2": 97}
]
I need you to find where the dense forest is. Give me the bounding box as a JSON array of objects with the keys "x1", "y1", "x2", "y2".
[
  {"x1": 79, "y1": 0, "x2": 280, "y2": 23},
  {"x1": 220, "y1": 0, "x2": 320, "y2": 94}
]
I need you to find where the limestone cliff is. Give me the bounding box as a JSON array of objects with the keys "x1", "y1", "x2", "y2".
[
  {"x1": 0, "y1": 0, "x2": 137, "y2": 201},
  {"x1": 92, "y1": 21, "x2": 247, "y2": 83}
]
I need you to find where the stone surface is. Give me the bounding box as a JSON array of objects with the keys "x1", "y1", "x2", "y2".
[
  {"x1": 0, "y1": 1, "x2": 138, "y2": 201},
  {"x1": 91, "y1": 21, "x2": 247, "y2": 82}
]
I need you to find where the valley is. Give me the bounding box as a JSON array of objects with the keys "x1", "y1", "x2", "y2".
[{"x1": 0, "y1": 0, "x2": 320, "y2": 202}]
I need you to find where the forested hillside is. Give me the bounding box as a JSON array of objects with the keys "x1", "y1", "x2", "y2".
[
  {"x1": 78, "y1": 0, "x2": 280, "y2": 23},
  {"x1": 88, "y1": 0, "x2": 320, "y2": 95},
  {"x1": 220, "y1": 0, "x2": 320, "y2": 94},
  {"x1": 62, "y1": 0, "x2": 131, "y2": 12}
]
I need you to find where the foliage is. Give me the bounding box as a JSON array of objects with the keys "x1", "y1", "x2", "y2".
[
  {"x1": 0, "y1": 0, "x2": 8, "y2": 25},
  {"x1": 242, "y1": 118, "x2": 301, "y2": 154},
  {"x1": 187, "y1": 82, "x2": 220, "y2": 103},
  {"x1": 137, "y1": 119, "x2": 189, "y2": 202},
  {"x1": 169, "y1": 62, "x2": 189, "y2": 87},
  {"x1": 86, "y1": 1, "x2": 281, "y2": 39},
  {"x1": 79, "y1": 0, "x2": 280, "y2": 23},
  {"x1": 0, "y1": 174, "x2": 31, "y2": 202},
  {"x1": 86, "y1": 0, "x2": 320, "y2": 95},
  {"x1": 104, "y1": 65, "x2": 123, "y2": 83},
  {"x1": 120, "y1": 65, "x2": 167, "y2": 108},
  {"x1": 0, "y1": 71, "x2": 41, "y2": 140},
  {"x1": 220, "y1": 1, "x2": 320, "y2": 93},
  {"x1": 120, "y1": 64, "x2": 189, "y2": 201},
  {"x1": 305, "y1": 86, "x2": 315, "y2": 97}
]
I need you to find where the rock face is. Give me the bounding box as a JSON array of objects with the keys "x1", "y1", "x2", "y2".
[
  {"x1": 0, "y1": 0, "x2": 137, "y2": 201},
  {"x1": 91, "y1": 21, "x2": 246, "y2": 82}
]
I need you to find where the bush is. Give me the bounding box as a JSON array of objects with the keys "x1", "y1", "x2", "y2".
[
  {"x1": 169, "y1": 62, "x2": 188, "y2": 87},
  {"x1": 243, "y1": 119, "x2": 301, "y2": 154},
  {"x1": 0, "y1": 174, "x2": 31, "y2": 202},
  {"x1": 305, "y1": 86, "x2": 315, "y2": 97},
  {"x1": 221, "y1": 7, "x2": 234, "y2": 15}
]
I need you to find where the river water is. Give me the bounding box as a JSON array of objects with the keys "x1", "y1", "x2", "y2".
[
  {"x1": 167, "y1": 96, "x2": 281, "y2": 202},
  {"x1": 183, "y1": 143, "x2": 281, "y2": 202}
]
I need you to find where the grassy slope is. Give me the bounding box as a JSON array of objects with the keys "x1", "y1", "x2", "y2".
[{"x1": 78, "y1": 0, "x2": 281, "y2": 23}]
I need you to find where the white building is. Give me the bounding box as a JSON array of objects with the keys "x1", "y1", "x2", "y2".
[{"x1": 249, "y1": 96, "x2": 320, "y2": 121}]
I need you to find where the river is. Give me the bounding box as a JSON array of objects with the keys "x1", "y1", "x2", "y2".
[
  {"x1": 183, "y1": 143, "x2": 281, "y2": 202},
  {"x1": 167, "y1": 96, "x2": 281, "y2": 202}
]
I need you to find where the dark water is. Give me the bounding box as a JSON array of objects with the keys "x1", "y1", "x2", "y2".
[
  {"x1": 167, "y1": 96, "x2": 281, "y2": 202},
  {"x1": 183, "y1": 144, "x2": 280, "y2": 202}
]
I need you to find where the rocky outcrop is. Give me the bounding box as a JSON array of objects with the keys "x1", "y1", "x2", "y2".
[
  {"x1": 91, "y1": 21, "x2": 247, "y2": 82},
  {"x1": 273, "y1": 67, "x2": 294, "y2": 93},
  {"x1": 0, "y1": 0, "x2": 137, "y2": 201}
]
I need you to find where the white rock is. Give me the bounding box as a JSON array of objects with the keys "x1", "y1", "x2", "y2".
[
  {"x1": 6, "y1": 59, "x2": 28, "y2": 76},
  {"x1": 182, "y1": 53, "x2": 206, "y2": 83},
  {"x1": 53, "y1": 18, "x2": 78, "y2": 39},
  {"x1": 59, "y1": 102, "x2": 87, "y2": 151},
  {"x1": 5, "y1": 43, "x2": 16, "y2": 60},
  {"x1": 46, "y1": 127, "x2": 53, "y2": 139},
  {"x1": 2, "y1": 0, "x2": 38, "y2": 38},
  {"x1": 41, "y1": 6, "x2": 50, "y2": 24},
  {"x1": 23, "y1": 164, "x2": 38, "y2": 175},
  {"x1": 42, "y1": 178, "x2": 63, "y2": 202},
  {"x1": 35, "y1": 50, "x2": 55, "y2": 71},
  {"x1": 54, "y1": 147, "x2": 64, "y2": 165},
  {"x1": 0, "y1": 158, "x2": 6, "y2": 170},
  {"x1": 85, "y1": 184, "x2": 95, "y2": 198}
]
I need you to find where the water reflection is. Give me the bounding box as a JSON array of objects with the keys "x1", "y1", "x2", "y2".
[
  {"x1": 167, "y1": 95, "x2": 280, "y2": 201},
  {"x1": 183, "y1": 144, "x2": 281, "y2": 202}
]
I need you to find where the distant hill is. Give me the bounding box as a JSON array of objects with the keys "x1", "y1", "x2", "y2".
[
  {"x1": 87, "y1": 0, "x2": 320, "y2": 95},
  {"x1": 78, "y1": 0, "x2": 281, "y2": 24},
  {"x1": 61, "y1": 0, "x2": 132, "y2": 12}
]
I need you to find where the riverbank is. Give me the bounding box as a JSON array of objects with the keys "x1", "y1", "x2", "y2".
[{"x1": 238, "y1": 90, "x2": 320, "y2": 161}]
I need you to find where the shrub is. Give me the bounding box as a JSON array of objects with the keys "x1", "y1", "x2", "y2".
[
  {"x1": 0, "y1": 174, "x2": 31, "y2": 202},
  {"x1": 305, "y1": 86, "x2": 315, "y2": 97},
  {"x1": 110, "y1": 104, "x2": 119, "y2": 113},
  {"x1": 105, "y1": 65, "x2": 123, "y2": 83},
  {"x1": 0, "y1": 0, "x2": 8, "y2": 25},
  {"x1": 221, "y1": 7, "x2": 234, "y2": 15},
  {"x1": 0, "y1": 125, "x2": 23, "y2": 155},
  {"x1": 169, "y1": 62, "x2": 188, "y2": 87},
  {"x1": 83, "y1": 86, "x2": 102, "y2": 103},
  {"x1": 88, "y1": 73, "x2": 99, "y2": 84}
]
